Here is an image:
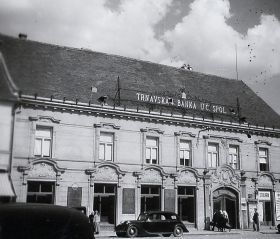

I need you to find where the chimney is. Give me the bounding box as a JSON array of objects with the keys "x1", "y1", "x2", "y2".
[{"x1": 18, "y1": 33, "x2": 27, "y2": 40}]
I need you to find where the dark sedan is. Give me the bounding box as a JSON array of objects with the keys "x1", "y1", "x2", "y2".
[
  {"x1": 115, "y1": 211, "x2": 188, "y2": 237},
  {"x1": 0, "y1": 203, "x2": 94, "y2": 239}
]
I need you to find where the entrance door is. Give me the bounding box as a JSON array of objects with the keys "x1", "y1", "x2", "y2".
[
  {"x1": 94, "y1": 184, "x2": 116, "y2": 224},
  {"x1": 213, "y1": 188, "x2": 238, "y2": 228},
  {"x1": 177, "y1": 186, "x2": 195, "y2": 224},
  {"x1": 141, "y1": 185, "x2": 161, "y2": 212}
]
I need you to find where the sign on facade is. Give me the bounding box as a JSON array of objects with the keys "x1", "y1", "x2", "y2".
[
  {"x1": 275, "y1": 191, "x2": 280, "y2": 221},
  {"x1": 258, "y1": 191, "x2": 271, "y2": 201},
  {"x1": 135, "y1": 92, "x2": 234, "y2": 115}
]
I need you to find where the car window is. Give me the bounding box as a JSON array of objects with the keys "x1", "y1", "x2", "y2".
[
  {"x1": 171, "y1": 215, "x2": 177, "y2": 220},
  {"x1": 160, "y1": 214, "x2": 166, "y2": 220}
]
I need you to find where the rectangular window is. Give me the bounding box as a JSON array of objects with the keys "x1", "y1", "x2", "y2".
[
  {"x1": 259, "y1": 148, "x2": 269, "y2": 171},
  {"x1": 229, "y1": 145, "x2": 240, "y2": 169},
  {"x1": 208, "y1": 143, "x2": 219, "y2": 168},
  {"x1": 179, "y1": 140, "x2": 191, "y2": 166},
  {"x1": 146, "y1": 137, "x2": 158, "y2": 164},
  {"x1": 34, "y1": 126, "x2": 52, "y2": 157},
  {"x1": 27, "y1": 181, "x2": 55, "y2": 204},
  {"x1": 99, "y1": 132, "x2": 114, "y2": 161}
]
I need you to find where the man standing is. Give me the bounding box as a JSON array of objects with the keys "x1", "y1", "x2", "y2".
[{"x1": 253, "y1": 208, "x2": 260, "y2": 231}]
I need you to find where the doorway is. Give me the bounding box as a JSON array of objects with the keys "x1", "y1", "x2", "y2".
[
  {"x1": 177, "y1": 186, "x2": 196, "y2": 224},
  {"x1": 141, "y1": 185, "x2": 161, "y2": 212},
  {"x1": 213, "y1": 187, "x2": 239, "y2": 228},
  {"x1": 94, "y1": 184, "x2": 116, "y2": 224}
]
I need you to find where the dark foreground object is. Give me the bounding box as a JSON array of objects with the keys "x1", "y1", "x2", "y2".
[
  {"x1": 0, "y1": 203, "x2": 94, "y2": 239},
  {"x1": 115, "y1": 211, "x2": 188, "y2": 238}
]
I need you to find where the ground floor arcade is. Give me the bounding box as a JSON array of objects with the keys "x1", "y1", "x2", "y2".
[{"x1": 12, "y1": 159, "x2": 280, "y2": 230}]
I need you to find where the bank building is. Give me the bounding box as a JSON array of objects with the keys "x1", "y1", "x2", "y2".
[{"x1": 0, "y1": 33, "x2": 280, "y2": 230}]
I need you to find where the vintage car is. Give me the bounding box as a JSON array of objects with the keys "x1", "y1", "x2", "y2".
[
  {"x1": 115, "y1": 211, "x2": 188, "y2": 237},
  {"x1": 0, "y1": 203, "x2": 94, "y2": 239}
]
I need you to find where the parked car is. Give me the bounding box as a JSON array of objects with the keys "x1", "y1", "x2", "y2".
[
  {"x1": 277, "y1": 223, "x2": 280, "y2": 233},
  {"x1": 0, "y1": 203, "x2": 94, "y2": 239},
  {"x1": 115, "y1": 211, "x2": 188, "y2": 237}
]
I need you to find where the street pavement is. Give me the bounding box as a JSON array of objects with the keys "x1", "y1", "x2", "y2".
[{"x1": 95, "y1": 228, "x2": 279, "y2": 239}]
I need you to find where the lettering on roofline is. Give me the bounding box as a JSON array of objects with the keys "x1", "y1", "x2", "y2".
[{"x1": 136, "y1": 92, "x2": 235, "y2": 115}]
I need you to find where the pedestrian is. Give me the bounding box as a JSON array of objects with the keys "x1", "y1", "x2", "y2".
[
  {"x1": 211, "y1": 210, "x2": 219, "y2": 231},
  {"x1": 89, "y1": 211, "x2": 96, "y2": 235},
  {"x1": 253, "y1": 208, "x2": 260, "y2": 231},
  {"x1": 93, "y1": 210, "x2": 101, "y2": 234},
  {"x1": 222, "y1": 210, "x2": 231, "y2": 232},
  {"x1": 216, "y1": 210, "x2": 224, "y2": 231}
]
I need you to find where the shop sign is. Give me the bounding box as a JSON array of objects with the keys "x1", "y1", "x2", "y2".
[
  {"x1": 258, "y1": 191, "x2": 271, "y2": 201},
  {"x1": 135, "y1": 92, "x2": 235, "y2": 115},
  {"x1": 275, "y1": 191, "x2": 280, "y2": 220}
]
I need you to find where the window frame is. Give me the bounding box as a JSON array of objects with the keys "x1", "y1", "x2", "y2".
[
  {"x1": 207, "y1": 143, "x2": 219, "y2": 168},
  {"x1": 99, "y1": 132, "x2": 114, "y2": 162},
  {"x1": 228, "y1": 144, "x2": 240, "y2": 170},
  {"x1": 145, "y1": 136, "x2": 159, "y2": 165},
  {"x1": 34, "y1": 126, "x2": 53, "y2": 158},
  {"x1": 179, "y1": 140, "x2": 192, "y2": 167},
  {"x1": 259, "y1": 147, "x2": 269, "y2": 172}
]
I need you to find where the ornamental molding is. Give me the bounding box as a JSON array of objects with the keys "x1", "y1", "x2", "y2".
[
  {"x1": 254, "y1": 140, "x2": 272, "y2": 146},
  {"x1": 210, "y1": 165, "x2": 241, "y2": 188},
  {"x1": 258, "y1": 173, "x2": 276, "y2": 187},
  {"x1": 93, "y1": 122, "x2": 120, "y2": 130},
  {"x1": 174, "y1": 131, "x2": 196, "y2": 137},
  {"x1": 136, "y1": 165, "x2": 168, "y2": 184},
  {"x1": 86, "y1": 162, "x2": 126, "y2": 182},
  {"x1": 17, "y1": 158, "x2": 65, "y2": 175},
  {"x1": 28, "y1": 116, "x2": 60, "y2": 124},
  {"x1": 140, "y1": 127, "x2": 164, "y2": 134},
  {"x1": 205, "y1": 134, "x2": 243, "y2": 143},
  {"x1": 17, "y1": 158, "x2": 65, "y2": 185}
]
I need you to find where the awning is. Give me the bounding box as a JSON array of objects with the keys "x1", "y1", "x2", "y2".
[{"x1": 0, "y1": 172, "x2": 15, "y2": 197}]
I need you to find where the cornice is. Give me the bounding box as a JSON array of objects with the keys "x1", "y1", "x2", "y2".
[{"x1": 19, "y1": 96, "x2": 280, "y2": 138}]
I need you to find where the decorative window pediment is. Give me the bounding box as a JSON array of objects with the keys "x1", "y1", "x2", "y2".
[
  {"x1": 140, "y1": 127, "x2": 164, "y2": 134},
  {"x1": 29, "y1": 116, "x2": 60, "y2": 124},
  {"x1": 94, "y1": 122, "x2": 120, "y2": 130}
]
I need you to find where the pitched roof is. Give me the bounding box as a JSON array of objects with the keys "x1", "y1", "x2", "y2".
[{"x1": 0, "y1": 33, "x2": 279, "y2": 129}]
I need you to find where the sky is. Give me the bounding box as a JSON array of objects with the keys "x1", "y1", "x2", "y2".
[{"x1": 0, "y1": 0, "x2": 279, "y2": 114}]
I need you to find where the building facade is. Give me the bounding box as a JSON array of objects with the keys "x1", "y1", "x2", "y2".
[{"x1": 1, "y1": 34, "x2": 280, "y2": 230}]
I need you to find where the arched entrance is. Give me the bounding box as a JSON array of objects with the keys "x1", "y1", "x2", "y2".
[{"x1": 213, "y1": 187, "x2": 239, "y2": 228}]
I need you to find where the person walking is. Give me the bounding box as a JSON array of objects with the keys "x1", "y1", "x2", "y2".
[
  {"x1": 89, "y1": 211, "x2": 96, "y2": 236},
  {"x1": 222, "y1": 210, "x2": 231, "y2": 232},
  {"x1": 93, "y1": 210, "x2": 101, "y2": 234},
  {"x1": 211, "y1": 210, "x2": 219, "y2": 231},
  {"x1": 253, "y1": 208, "x2": 260, "y2": 231}
]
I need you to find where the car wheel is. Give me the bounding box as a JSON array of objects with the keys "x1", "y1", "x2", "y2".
[
  {"x1": 126, "y1": 225, "x2": 138, "y2": 238},
  {"x1": 173, "y1": 225, "x2": 183, "y2": 237},
  {"x1": 162, "y1": 234, "x2": 171, "y2": 237}
]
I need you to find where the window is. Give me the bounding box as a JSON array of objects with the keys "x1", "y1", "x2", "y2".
[
  {"x1": 208, "y1": 143, "x2": 219, "y2": 168},
  {"x1": 259, "y1": 148, "x2": 269, "y2": 171},
  {"x1": 27, "y1": 181, "x2": 55, "y2": 204},
  {"x1": 34, "y1": 126, "x2": 52, "y2": 157},
  {"x1": 146, "y1": 137, "x2": 158, "y2": 164},
  {"x1": 99, "y1": 132, "x2": 114, "y2": 161},
  {"x1": 180, "y1": 140, "x2": 191, "y2": 166},
  {"x1": 229, "y1": 145, "x2": 239, "y2": 169},
  {"x1": 177, "y1": 186, "x2": 195, "y2": 223}
]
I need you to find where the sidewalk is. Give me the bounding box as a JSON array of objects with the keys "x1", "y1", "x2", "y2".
[{"x1": 95, "y1": 227, "x2": 278, "y2": 238}]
